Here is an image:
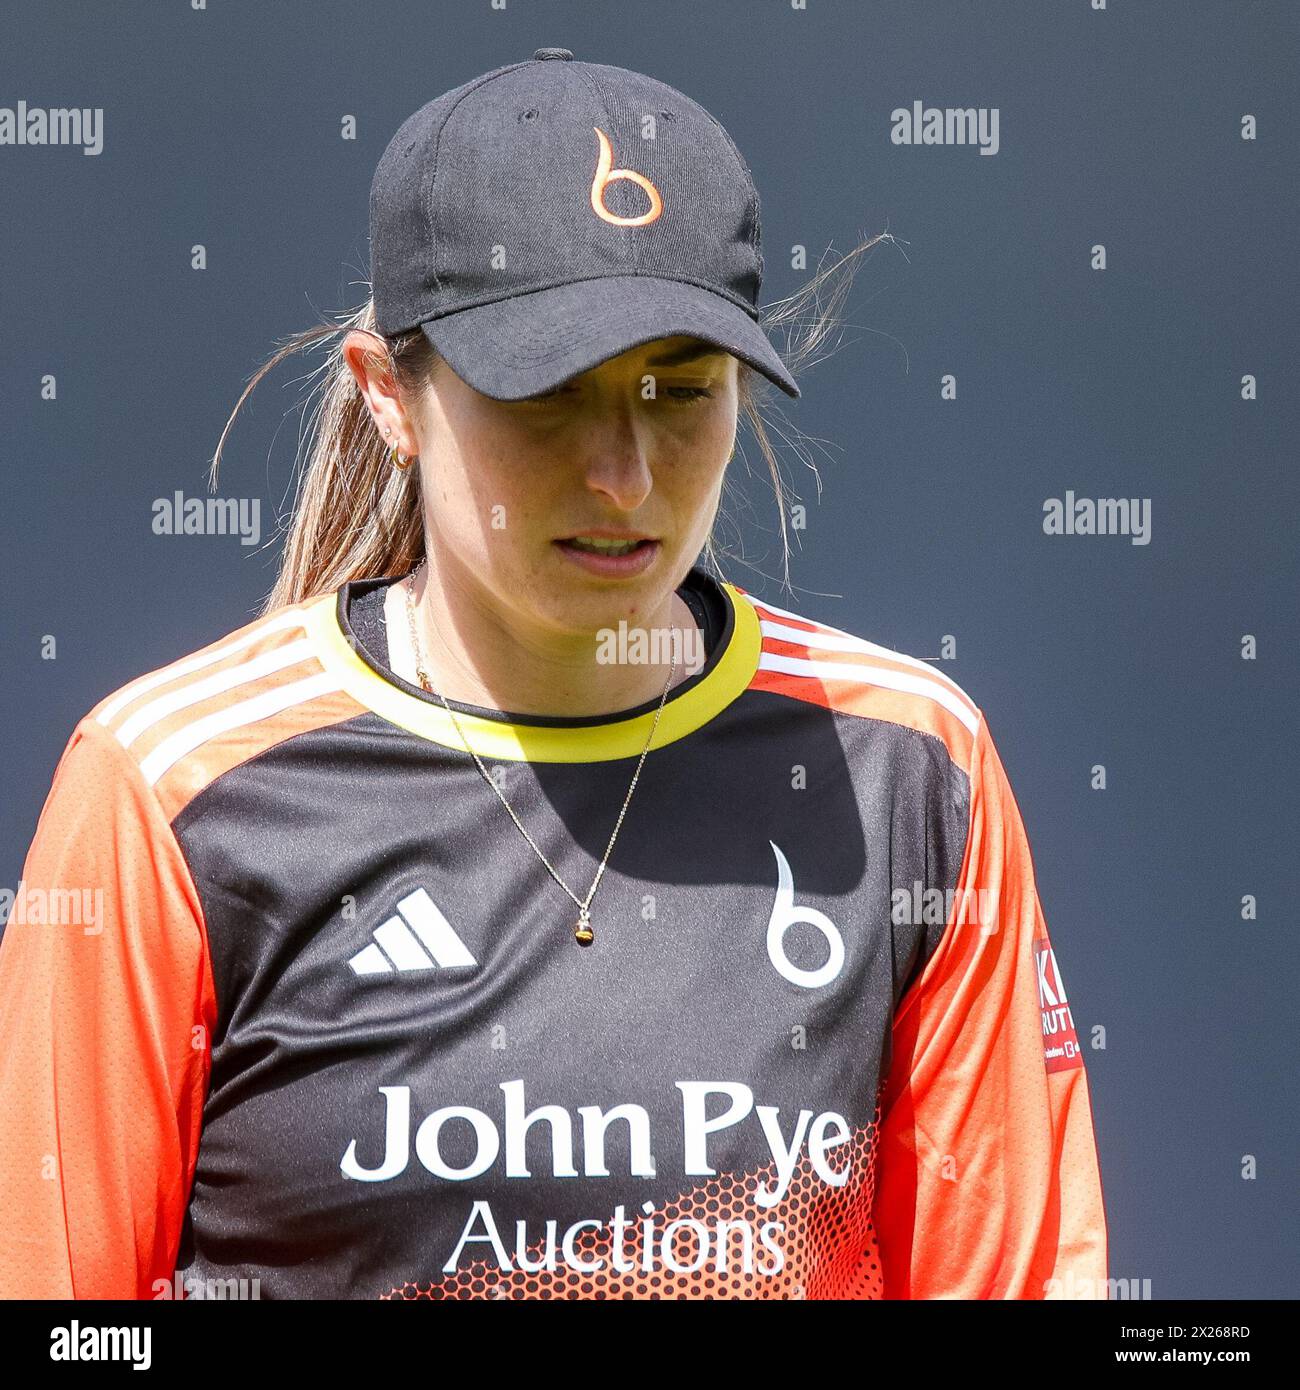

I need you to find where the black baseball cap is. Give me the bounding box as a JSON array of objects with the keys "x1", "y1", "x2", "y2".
[{"x1": 369, "y1": 47, "x2": 800, "y2": 401}]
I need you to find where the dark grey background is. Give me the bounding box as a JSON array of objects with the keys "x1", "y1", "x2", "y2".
[{"x1": 2, "y1": 1, "x2": 1296, "y2": 1300}]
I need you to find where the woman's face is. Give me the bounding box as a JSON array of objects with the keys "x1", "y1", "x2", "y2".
[{"x1": 403, "y1": 334, "x2": 739, "y2": 635}]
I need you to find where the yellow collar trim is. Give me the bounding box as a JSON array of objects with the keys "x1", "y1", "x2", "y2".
[{"x1": 301, "y1": 580, "x2": 760, "y2": 763}]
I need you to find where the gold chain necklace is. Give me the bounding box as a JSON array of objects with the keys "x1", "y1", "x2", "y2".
[{"x1": 402, "y1": 559, "x2": 678, "y2": 947}]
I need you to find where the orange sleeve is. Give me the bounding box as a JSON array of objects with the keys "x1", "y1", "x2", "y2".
[
  {"x1": 0, "y1": 716, "x2": 216, "y2": 1299},
  {"x1": 873, "y1": 712, "x2": 1108, "y2": 1298}
]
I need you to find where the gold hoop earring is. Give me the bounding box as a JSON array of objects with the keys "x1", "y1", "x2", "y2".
[{"x1": 390, "y1": 446, "x2": 414, "y2": 471}]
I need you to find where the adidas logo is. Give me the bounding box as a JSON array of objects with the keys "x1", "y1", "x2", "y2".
[{"x1": 347, "y1": 888, "x2": 478, "y2": 976}]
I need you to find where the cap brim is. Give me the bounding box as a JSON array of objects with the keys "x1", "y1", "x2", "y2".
[{"x1": 418, "y1": 276, "x2": 800, "y2": 401}]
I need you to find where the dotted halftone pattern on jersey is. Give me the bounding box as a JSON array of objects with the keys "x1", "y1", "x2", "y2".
[{"x1": 381, "y1": 1109, "x2": 884, "y2": 1300}]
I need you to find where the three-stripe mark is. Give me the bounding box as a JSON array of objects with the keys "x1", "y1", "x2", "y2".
[
  {"x1": 348, "y1": 888, "x2": 478, "y2": 976},
  {"x1": 746, "y1": 592, "x2": 981, "y2": 734}
]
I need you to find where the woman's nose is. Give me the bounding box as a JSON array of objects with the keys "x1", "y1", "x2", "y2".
[
  {"x1": 580, "y1": 414, "x2": 655, "y2": 508},
  {"x1": 582, "y1": 448, "x2": 654, "y2": 507}
]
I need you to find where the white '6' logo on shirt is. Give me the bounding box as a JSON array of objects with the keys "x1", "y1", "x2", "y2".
[{"x1": 766, "y1": 841, "x2": 845, "y2": 989}]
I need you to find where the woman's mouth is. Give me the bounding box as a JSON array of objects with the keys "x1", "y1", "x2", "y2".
[{"x1": 553, "y1": 536, "x2": 661, "y2": 576}]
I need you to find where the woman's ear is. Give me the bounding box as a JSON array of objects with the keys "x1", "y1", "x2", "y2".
[{"x1": 342, "y1": 330, "x2": 418, "y2": 457}]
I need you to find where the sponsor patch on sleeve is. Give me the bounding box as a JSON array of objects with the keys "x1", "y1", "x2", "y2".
[{"x1": 1034, "y1": 939, "x2": 1084, "y2": 1073}]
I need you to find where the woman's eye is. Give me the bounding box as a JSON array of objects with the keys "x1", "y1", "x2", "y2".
[{"x1": 662, "y1": 386, "x2": 714, "y2": 404}]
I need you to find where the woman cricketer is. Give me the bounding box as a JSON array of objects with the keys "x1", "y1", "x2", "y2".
[{"x1": 0, "y1": 48, "x2": 1107, "y2": 1300}]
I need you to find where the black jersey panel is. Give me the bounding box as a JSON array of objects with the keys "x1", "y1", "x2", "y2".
[{"x1": 169, "y1": 691, "x2": 970, "y2": 1296}]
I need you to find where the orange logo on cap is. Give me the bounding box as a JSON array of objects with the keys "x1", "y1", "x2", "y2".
[{"x1": 589, "y1": 127, "x2": 663, "y2": 226}]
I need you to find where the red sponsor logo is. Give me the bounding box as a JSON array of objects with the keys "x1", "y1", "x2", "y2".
[{"x1": 1035, "y1": 940, "x2": 1083, "y2": 1073}]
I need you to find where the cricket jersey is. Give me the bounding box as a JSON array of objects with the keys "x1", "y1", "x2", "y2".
[{"x1": 0, "y1": 565, "x2": 1108, "y2": 1299}]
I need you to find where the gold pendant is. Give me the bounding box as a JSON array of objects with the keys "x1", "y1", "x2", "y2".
[{"x1": 574, "y1": 909, "x2": 594, "y2": 947}]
